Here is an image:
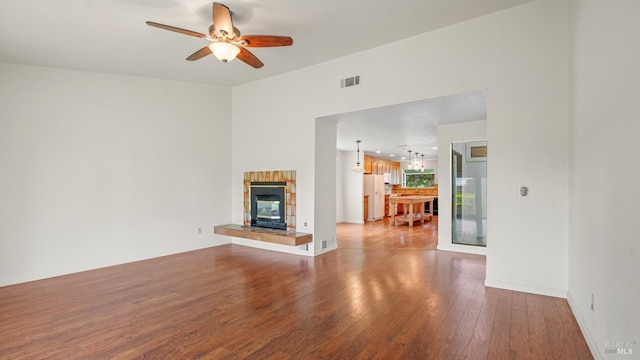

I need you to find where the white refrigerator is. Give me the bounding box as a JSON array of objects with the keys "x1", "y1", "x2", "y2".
[{"x1": 364, "y1": 174, "x2": 385, "y2": 221}]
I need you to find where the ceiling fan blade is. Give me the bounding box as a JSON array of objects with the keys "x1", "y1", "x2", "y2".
[
  {"x1": 237, "y1": 47, "x2": 264, "y2": 68},
  {"x1": 241, "y1": 35, "x2": 293, "y2": 47},
  {"x1": 213, "y1": 2, "x2": 234, "y2": 37},
  {"x1": 146, "y1": 21, "x2": 207, "y2": 38},
  {"x1": 186, "y1": 46, "x2": 213, "y2": 61}
]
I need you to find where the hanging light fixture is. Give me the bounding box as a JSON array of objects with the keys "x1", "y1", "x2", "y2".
[
  {"x1": 352, "y1": 140, "x2": 365, "y2": 173},
  {"x1": 407, "y1": 150, "x2": 413, "y2": 169},
  {"x1": 421, "y1": 154, "x2": 425, "y2": 172},
  {"x1": 414, "y1": 152, "x2": 420, "y2": 169}
]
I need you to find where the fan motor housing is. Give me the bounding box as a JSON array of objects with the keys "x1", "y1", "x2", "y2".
[{"x1": 209, "y1": 24, "x2": 241, "y2": 39}]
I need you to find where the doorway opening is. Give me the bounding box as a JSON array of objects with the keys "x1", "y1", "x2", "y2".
[{"x1": 319, "y1": 90, "x2": 487, "y2": 252}]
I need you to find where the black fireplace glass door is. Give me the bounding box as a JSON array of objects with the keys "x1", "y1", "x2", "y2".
[{"x1": 256, "y1": 197, "x2": 281, "y2": 220}]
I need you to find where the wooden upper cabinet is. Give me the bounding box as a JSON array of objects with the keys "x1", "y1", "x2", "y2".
[
  {"x1": 361, "y1": 155, "x2": 400, "y2": 182},
  {"x1": 364, "y1": 155, "x2": 372, "y2": 174},
  {"x1": 391, "y1": 163, "x2": 401, "y2": 184}
]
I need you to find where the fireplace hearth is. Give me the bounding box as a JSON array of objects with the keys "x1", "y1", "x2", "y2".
[{"x1": 214, "y1": 170, "x2": 307, "y2": 245}]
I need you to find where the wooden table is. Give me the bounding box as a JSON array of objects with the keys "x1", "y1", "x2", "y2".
[{"x1": 389, "y1": 196, "x2": 435, "y2": 227}]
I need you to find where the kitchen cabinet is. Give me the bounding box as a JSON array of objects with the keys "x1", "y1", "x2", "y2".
[
  {"x1": 364, "y1": 156, "x2": 372, "y2": 174},
  {"x1": 384, "y1": 195, "x2": 390, "y2": 217},
  {"x1": 364, "y1": 195, "x2": 369, "y2": 221},
  {"x1": 389, "y1": 162, "x2": 400, "y2": 185},
  {"x1": 361, "y1": 155, "x2": 400, "y2": 182}
]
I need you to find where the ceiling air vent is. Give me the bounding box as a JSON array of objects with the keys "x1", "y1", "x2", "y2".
[{"x1": 340, "y1": 75, "x2": 360, "y2": 88}]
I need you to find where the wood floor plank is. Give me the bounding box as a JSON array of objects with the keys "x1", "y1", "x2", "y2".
[
  {"x1": 486, "y1": 289, "x2": 513, "y2": 360},
  {"x1": 509, "y1": 291, "x2": 532, "y2": 359},
  {"x1": 472, "y1": 287, "x2": 500, "y2": 344},
  {"x1": 526, "y1": 293, "x2": 555, "y2": 359},
  {"x1": 465, "y1": 338, "x2": 490, "y2": 360},
  {"x1": 0, "y1": 218, "x2": 592, "y2": 359}
]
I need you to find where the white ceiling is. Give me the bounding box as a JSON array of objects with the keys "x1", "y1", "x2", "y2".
[
  {"x1": 323, "y1": 91, "x2": 487, "y2": 162},
  {"x1": 0, "y1": 0, "x2": 533, "y2": 87}
]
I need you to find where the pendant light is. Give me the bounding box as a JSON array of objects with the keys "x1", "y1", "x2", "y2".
[
  {"x1": 414, "y1": 152, "x2": 420, "y2": 169},
  {"x1": 407, "y1": 150, "x2": 413, "y2": 169},
  {"x1": 420, "y1": 154, "x2": 425, "y2": 172},
  {"x1": 352, "y1": 140, "x2": 365, "y2": 173}
]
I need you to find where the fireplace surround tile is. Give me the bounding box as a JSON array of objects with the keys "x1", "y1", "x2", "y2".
[{"x1": 244, "y1": 170, "x2": 296, "y2": 232}]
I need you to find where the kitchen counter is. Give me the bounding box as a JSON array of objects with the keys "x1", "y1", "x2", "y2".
[{"x1": 391, "y1": 184, "x2": 438, "y2": 196}]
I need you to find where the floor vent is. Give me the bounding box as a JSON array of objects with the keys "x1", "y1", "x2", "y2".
[{"x1": 340, "y1": 75, "x2": 360, "y2": 88}]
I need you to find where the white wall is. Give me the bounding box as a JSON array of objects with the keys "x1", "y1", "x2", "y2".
[
  {"x1": 341, "y1": 151, "x2": 365, "y2": 224},
  {"x1": 568, "y1": 0, "x2": 640, "y2": 358},
  {"x1": 480, "y1": 2, "x2": 570, "y2": 298},
  {"x1": 0, "y1": 63, "x2": 232, "y2": 286},
  {"x1": 437, "y1": 120, "x2": 487, "y2": 256},
  {"x1": 336, "y1": 150, "x2": 365, "y2": 224},
  {"x1": 229, "y1": 74, "x2": 316, "y2": 255},
  {"x1": 314, "y1": 119, "x2": 338, "y2": 253},
  {"x1": 232, "y1": 0, "x2": 570, "y2": 293},
  {"x1": 335, "y1": 150, "x2": 344, "y2": 223}
]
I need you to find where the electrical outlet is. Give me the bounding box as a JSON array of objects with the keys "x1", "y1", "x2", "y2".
[
  {"x1": 590, "y1": 293, "x2": 595, "y2": 312},
  {"x1": 198, "y1": 227, "x2": 203, "y2": 235},
  {"x1": 322, "y1": 240, "x2": 327, "y2": 249}
]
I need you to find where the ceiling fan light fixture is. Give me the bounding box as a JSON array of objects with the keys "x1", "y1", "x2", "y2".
[{"x1": 209, "y1": 41, "x2": 240, "y2": 63}]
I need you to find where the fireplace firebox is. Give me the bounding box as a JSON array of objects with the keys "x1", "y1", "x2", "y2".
[{"x1": 250, "y1": 182, "x2": 287, "y2": 230}]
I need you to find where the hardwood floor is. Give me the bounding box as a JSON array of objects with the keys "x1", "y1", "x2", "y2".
[
  {"x1": 0, "y1": 219, "x2": 592, "y2": 359},
  {"x1": 338, "y1": 216, "x2": 439, "y2": 250}
]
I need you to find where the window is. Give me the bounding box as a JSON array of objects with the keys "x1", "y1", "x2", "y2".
[{"x1": 403, "y1": 169, "x2": 435, "y2": 187}]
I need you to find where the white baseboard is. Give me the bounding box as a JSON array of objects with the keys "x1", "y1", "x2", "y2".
[
  {"x1": 437, "y1": 244, "x2": 487, "y2": 256},
  {"x1": 484, "y1": 278, "x2": 567, "y2": 298},
  {"x1": 231, "y1": 237, "x2": 314, "y2": 256},
  {"x1": 340, "y1": 220, "x2": 365, "y2": 225},
  {"x1": 314, "y1": 244, "x2": 338, "y2": 256},
  {"x1": 231, "y1": 237, "x2": 338, "y2": 257},
  {"x1": 567, "y1": 292, "x2": 601, "y2": 360}
]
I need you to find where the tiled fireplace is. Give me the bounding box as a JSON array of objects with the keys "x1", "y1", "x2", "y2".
[{"x1": 243, "y1": 170, "x2": 296, "y2": 232}]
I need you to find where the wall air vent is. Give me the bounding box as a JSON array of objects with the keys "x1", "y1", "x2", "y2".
[{"x1": 340, "y1": 75, "x2": 361, "y2": 88}]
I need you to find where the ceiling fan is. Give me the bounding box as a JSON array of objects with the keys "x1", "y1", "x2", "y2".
[{"x1": 146, "y1": 2, "x2": 293, "y2": 68}]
